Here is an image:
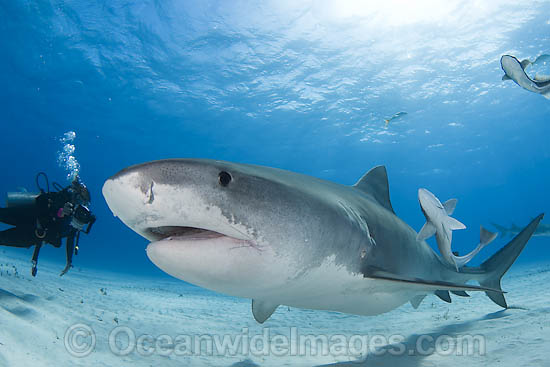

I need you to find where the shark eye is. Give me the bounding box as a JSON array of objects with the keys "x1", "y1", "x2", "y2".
[{"x1": 218, "y1": 171, "x2": 232, "y2": 187}]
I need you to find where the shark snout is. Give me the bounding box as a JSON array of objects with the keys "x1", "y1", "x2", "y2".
[{"x1": 418, "y1": 188, "x2": 434, "y2": 210}]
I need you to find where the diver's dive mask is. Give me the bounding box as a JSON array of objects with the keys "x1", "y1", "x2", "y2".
[{"x1": 71, "y1": 177, "x2": 91, "y2": 205}]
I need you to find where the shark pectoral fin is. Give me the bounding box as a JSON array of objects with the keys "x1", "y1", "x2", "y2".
[
  {"x1": 434, "y1": 290, "x2": 452, "y2": 303},
  {"x1": 363, "y1": 266, "x2": 504, "y2": 294},
  {"x1": 520, "y1": 59, "x2": 531, "y2": 70},
  {"x1": 445, "y1": 216, "x2": 466, "y2": 230},
  {"x1": 417, "y1": 221, "x2": 436, "y2": 241},
  {"x1": 443, "y1": 199, "x2": 457, "y2": 215},
  {"x1": 451, "y1": 290, "x2": 470, "y2": 297},
  {"x1": 410, "y1": 295, "x2": 426, "y2": 309},
  {"x1": 480, "y1": 226, "x2": 497, "y2": 246},
  {"x1": 502, "y1": 74, "x2": 512, "y2": 81},
  {"x1": 252, "y1": 300, "x2": 279, "y2": 324}
]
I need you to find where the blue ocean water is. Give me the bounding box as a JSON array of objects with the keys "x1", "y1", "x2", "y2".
[{"x1": 1, "y1": 0, "x2": 549, "y2": 278}]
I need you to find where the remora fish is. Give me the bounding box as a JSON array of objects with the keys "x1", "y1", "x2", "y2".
[{"x1": 102, "y1": 159, "x2": 543, "y2": 323}]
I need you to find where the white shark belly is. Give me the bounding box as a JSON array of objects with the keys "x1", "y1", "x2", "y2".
[{"x1": 256, "y1": 257, "x2": 418, "y2": 316}]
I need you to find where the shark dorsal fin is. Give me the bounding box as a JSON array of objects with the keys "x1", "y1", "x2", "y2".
[
  {"x1": 443, "y1": 199, "x2": 457, "y2": 215},
  {"x1": 354, "y1": 166, "x2": 395, "y2": 214},
  {"x1": 520, "y1": 59, "x2": 531, "y2": 70}
]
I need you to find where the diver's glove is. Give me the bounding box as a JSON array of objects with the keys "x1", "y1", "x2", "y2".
[{"x1": 61, "y1": 202, "x2": 74, "y2": 217}]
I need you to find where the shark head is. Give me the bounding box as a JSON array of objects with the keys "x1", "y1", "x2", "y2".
[
  {"x1": 500, "y1": 55, "x2": 523, "y2": 78},
  {"x1": 418, "y1": 188, "x2": 445, "y2": 221},
  {"x1": 102, "y1": 159, "x2": 343, "y2": 299}
]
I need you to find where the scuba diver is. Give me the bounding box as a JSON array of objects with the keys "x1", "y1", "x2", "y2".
[{"x1": 0, "y1": 173, "x2": 96, "y2": 277}]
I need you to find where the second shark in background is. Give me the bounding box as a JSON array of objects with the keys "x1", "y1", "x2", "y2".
[{"x1": 492, "y1": 221, "x2": 550, "y2": 238}]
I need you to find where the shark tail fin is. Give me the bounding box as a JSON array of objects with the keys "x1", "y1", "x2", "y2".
[
  {"x1": 480, "y1": 226, "x2": 497, "y2": 246},
  {"x1": 479, "y1": 214, "x2": 543, "y2": 308}
]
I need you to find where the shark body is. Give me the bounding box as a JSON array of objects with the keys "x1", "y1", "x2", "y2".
[
  {"x1": 501, "y1": 54, "x2": 550, "y2": 99},
  {"x1": 417, "y1": 188, "x2": 497, "y2": 271},
  {"x1": 102, "y1": 159, "x2": 543, "y2": 323}
]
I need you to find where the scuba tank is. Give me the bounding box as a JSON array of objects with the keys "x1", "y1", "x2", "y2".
[
  {"x1": 6, "y1": 172, "x2": 49, "y2": 208},
  {"x1": 6, "y1": 191, "x2": 39, "y2": 208}
]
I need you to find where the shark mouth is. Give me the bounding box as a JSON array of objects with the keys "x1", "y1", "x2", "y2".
[{"x1": 145, "y1": 226, "x2": 227, "y2": 242}]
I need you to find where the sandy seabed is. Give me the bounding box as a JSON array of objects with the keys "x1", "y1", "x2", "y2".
[{"x1": 0, "y1": 248, "x2": 548, "y2": 367}]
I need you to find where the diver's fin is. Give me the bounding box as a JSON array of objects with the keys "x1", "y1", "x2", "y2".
[
  {"x1": 443, "y1": 199, "x2": 457, "y2": 215},
  {"x1": 252, "y1": 300, "x2": 279, "y2": 324},
  {"x1": 354, "y1": 166, "x2": 394, "y2": 214},
  {"x1": 446, "y1": 216, "x2": 466, "y2": 230},
  {"x1": 435, "y1": 290, "x2": 452, "y2": 303},
  {"x1": 417, "y1": 221, "x2": 436, "y2": 241},
  {"x1": 479, "y1": 214, "x2": 544, "y2": 308},
  {"x1": 502, "y1": 74, "x2": 512, "y2": 81},
  {"x1": 363, "y1": 266, "x2": 504, "y2": 294},
  {"x1": 410, "y1": 295, "x2": 426, "y2": 309},
  {"x1": 451, "y1": 290, "x2": 470, "y2": 297},
  {"x1": 520, "y1": 59, "x2": 531, "y2": 70}
]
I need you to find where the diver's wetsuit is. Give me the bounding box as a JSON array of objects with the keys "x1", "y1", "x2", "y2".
[
  {"x1": 0, "y1": 186, "x2": 93, "y2": 276},
  {"x1": 0, "y1": 205, "x2": 42, "y2": 248}
]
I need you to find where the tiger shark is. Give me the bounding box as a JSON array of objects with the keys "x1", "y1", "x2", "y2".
[
  {"x1": 102, "y1": 159, "x2": 543, "y2": 323},
  {"x1": 501, "y1": 54, "x2": 550, "y2": 99}
]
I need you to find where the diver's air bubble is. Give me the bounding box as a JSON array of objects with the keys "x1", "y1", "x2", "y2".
[{"x1": 57, "y1": 131, "x2": 80, "y2": 181}]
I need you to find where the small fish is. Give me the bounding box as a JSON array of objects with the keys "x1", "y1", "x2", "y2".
[{"x1": 384, "y1": 111, "x2": 407, "y2": 127}]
